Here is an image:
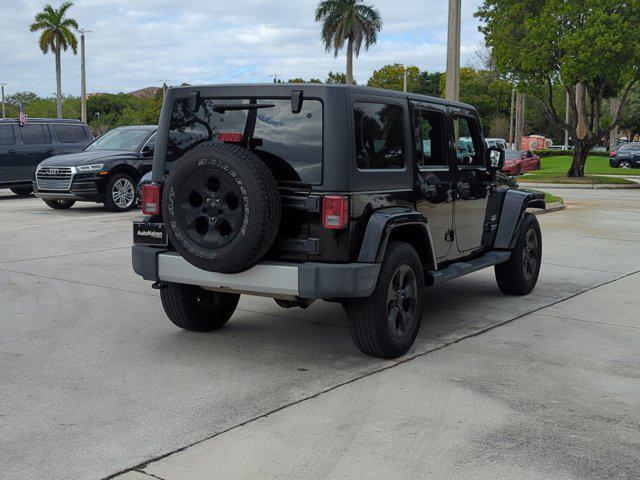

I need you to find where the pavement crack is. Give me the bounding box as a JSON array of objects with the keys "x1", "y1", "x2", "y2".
[
  {"x1": 0, "y1": 246, "x2": 130, "y2": 265},
  {"x1": 533, "y1": 312, "x2": 640, "y2": 331},
  {"x1": 543, "y1": 262, "x2": 624, "y2": 274},
  {"x1": 0, "y1": 267, "x2": 158, "y2": 298}
]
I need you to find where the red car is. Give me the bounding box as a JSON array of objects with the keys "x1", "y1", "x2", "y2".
[{"x1": 502, "y1": 150, "x2": 541, "y2": 175}]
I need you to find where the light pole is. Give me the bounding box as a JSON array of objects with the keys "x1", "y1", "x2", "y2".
[
  {"x1": 445, "y1": 0, "x2": 461, "y2": 101},
  {"x1": 509, "y1": 87, "x2": 515, "y2": 147},
  {"x1": 1, "y1": 83, "x2": 6, "y2": 119},
  {"x1": 403, "y1": 65, "x2": 408, "y2": 93},
  {"x1": 77, "y1": 28, "x2": 91, "y2": 123}
]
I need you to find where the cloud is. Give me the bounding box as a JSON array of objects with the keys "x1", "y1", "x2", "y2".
[{"x1": 0, "y1": 0, "x2": 484, "y2": 96}]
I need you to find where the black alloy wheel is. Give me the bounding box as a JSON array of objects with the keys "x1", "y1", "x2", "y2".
[{"x1": 176, "y1": 170, "x2": 244, "y2": 249}]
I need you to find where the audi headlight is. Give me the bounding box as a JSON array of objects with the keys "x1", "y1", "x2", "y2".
[{"x1": 77, "y1": 163, "x2": 105, "y2": 172}]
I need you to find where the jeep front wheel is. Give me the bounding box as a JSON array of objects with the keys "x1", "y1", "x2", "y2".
[
  {"x1": 495, "y1": 213, "x2": 542, "y2": 295},
  {"x1": 345, "y1": 241, "x2": 425, "y2": 359},
  {"x1": 160, "y1": 282, "x2": 240, "y2": 332}
]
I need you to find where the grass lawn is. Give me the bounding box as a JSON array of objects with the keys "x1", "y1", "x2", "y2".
[
  {"x1": 542, "y1": 191, "x2": 564, "y2": 204},
  {"x1": 519, "y1": 174, "x2": 636, "y2": 185},
  {"x1": 532, "y1": 156, "x2": 630, "y2": 176}
]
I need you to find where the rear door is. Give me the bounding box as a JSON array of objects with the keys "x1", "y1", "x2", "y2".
[
  {"x1": 412, "y1": 102, "x2": 454, "y2": 259},
  {"x1": 18, "y1": 123, "x2": 54, "y2": 181},
  {"x1": 0, "y1": 124, "x2": 21, "y2": 183},
  {"x1": 449, "y1": 110, "x2": 493, "y2": 254}
]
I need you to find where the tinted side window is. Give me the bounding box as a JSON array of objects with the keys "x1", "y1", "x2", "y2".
[
  {"x1": 414, "y1": 110, "x2": 447, "y2": 167},
  {"x1": 54, "y1": 125, "x2": 89, "y2": 143},
  {"x1": 354, "y1": 102, "x2": 405, "y2": 170},
  {"x1": 0, "y1": 125, "x2": 15, "y2": 145},
  {"x1": 20, "y1": 124, "x2": 51, "y2": 145}
]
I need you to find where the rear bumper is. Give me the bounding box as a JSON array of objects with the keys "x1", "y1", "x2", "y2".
[{"x1": 132, "y1": 244, "x2": 380, "y2": 300}]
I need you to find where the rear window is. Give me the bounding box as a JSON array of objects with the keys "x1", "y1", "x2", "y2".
[
  {"x1": 20, "y1": 124, "x2": 51, "y2": 144},
  {"x1": 54, "y1": 124, "x2": 89, "y2": 143},
  {"x1": 0, "y1": 125, "x2": 14, "y2": 145},
  {"x1": 167, "y1": 98, "x2": 323, "y2": 184}
]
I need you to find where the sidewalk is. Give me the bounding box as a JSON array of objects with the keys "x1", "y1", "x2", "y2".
[{"x1": 116, "y1": 271, "x2": 640, "y2": 480}]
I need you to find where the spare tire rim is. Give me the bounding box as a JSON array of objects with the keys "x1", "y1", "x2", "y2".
[
  {"x1": 386, "y1": 264, "x2": 418, "y2": 338},
  {"x1": 176, "y1": 169, "x2": 244, "y2": 249},
  {"x1": 112, "y1": 178, "x2": 135, "y2": 209}
]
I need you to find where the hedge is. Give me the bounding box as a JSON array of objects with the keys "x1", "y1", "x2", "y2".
[{"x1": 532, "y1": 150, "x2": 610, "y2": 158}]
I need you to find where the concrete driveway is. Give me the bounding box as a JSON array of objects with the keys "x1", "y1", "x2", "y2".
[{"x1": 0, "y1": 188, "x2": 638, "y2": 480}]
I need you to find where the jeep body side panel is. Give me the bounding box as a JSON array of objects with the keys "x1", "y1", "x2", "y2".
[
  {"x1": 357, "y1": 207, "x2": 437, "y2": 270},
  {"x1": 493, "y1": 189, "x2": 545, "y2": 249}
]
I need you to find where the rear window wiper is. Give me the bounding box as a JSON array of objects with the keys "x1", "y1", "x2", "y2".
[{"x1": 211, "y1": 103, "x2": 275, "y2": 114}]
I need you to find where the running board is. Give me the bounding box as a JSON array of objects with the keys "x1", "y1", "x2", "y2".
[{"x1": 426, "y1": 251, "x2": 511, "y2": 286}]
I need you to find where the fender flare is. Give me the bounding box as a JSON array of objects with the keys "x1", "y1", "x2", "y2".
[
  {"x1": 493, "y1": 189, "x2": 545, "y2": 250},
  {"x1": 358, "y1": 207, "x2": 437, "y2": 271}
]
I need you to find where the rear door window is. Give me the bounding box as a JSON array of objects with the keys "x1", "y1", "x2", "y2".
[
  {"x1": 20, "y1": 124, "x2": 51, "y2": 145},
  {"x1": 0, "y1": 125, "x2": 15, "y2": 145},
  {"x1": 354, "y1": 102, "x2": 405, "y2": 170},
  {"x1": 168, "y1": 98, "x2": 323, "y2": 184},
  {"x1": 54, "y1": 124, "x2": 89, "y2": 143}
]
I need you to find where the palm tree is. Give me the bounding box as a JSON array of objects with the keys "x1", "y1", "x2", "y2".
[
  {"x1": 30, "y1": 2, "x2": 78, "y2": 118},
  {"x1": 315, "y1": 0, "x2": 382, "y2": 85}
]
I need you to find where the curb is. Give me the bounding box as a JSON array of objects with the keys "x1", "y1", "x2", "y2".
[
  {"x1": 531, "y1": 202, "x2": 565, "y2": 215},
  {"x1": 519, "y1": 182, "x2": 640, "y2": 189}
]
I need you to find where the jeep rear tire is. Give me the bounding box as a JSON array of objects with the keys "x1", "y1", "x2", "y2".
[
  {"x1": 163, "y1": 142, "x2": 280, "y2": 273},
  {"x1": 345, "y1": 241, "x2": 425, "y2": 359},
  {"x1": 495, "y1": 213, "x2": 542, "y2": 295},
  {"x1": 160, "y1": 282, "x2": 239, "y2": 332},
  {"x1": 44, "y1": 199, "x2": 75, "y2": 209}
]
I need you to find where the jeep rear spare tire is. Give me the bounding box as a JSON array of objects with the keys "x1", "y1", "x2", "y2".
[{"x1": 163, "y1": 142, "x2": 280, "y2": 273}]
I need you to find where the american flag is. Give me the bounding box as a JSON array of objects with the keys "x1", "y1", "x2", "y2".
[{"x1": 19, "y1": 104, "x2": 27, "y2": 126}]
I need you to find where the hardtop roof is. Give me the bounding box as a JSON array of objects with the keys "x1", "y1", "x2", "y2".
[
  {"x1": 0, "y1": 118, "x2": 88, "y2": 125},
  {"x1": 166, "y1": 83, "x2": 476, "y2": 111}
]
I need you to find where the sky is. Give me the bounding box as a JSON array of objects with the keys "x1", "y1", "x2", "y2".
[{"x1": 0, "y1": 0, "x2": 485, "y2": 98}]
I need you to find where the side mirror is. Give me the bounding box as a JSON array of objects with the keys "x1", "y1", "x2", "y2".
[
  {"x1": 142, "y1": 145, "x2": 154, "y2": 157},
  {"x1": 487, "y1": 146, "x2": 505, "y2": 171}
]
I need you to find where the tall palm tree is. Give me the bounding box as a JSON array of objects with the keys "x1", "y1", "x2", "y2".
[
  {"x1": 30, "y1": 2, "x2": 78, "y2": 118},
  {"x1": 315, "y1": 0, "x2": 382, "y2": 85}
]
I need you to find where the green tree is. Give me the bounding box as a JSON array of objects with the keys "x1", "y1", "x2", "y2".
[
  {"x1": 30, "y1": 2, "x2": 79, "y2": 119},
  {"x1": 315, "y1": 0, "x2": 382, "y2": 85},
  {"x1": 367, "y1": 64, "x2": 421, "y2": 92},
  {"x1": 441, "y1": 67, "x2": 512, "y2": 134},
  {"x1": 326, "y1": 71, "x2": 354, "y2": 84},
  {"x1": 416, "y1": 71, "x2": 443, "y2": 97},
  {"x1": 5, "y1": 91, "x2": 39, "y2": 107},
  {"x1": 477, "y1": 0, "x2": 640, "y2": 176}
]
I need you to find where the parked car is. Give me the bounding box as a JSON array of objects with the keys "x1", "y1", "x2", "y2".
[
  {"x1": 132, "y1": 84, "x2": 544, "y2": 359},
  {"x1": 34, "y1": 125, "x2": 156, "y2": 211},
  {"x1": 485, "y1": 138, "x2": 508, "y2": 150},
  {"x1": 548, "y1": 145, "x2": 572, "y2": 151},
  {"x1": 136, "y1": 170, "x2": 153, "y2": 207},
  {"x1": 609, "y1": 142, "x2": 640, "y2": 169},
  {"x1": 502, "y1": 150, "x2": 541, "y2": 175},
  {"x1": 0, "y1": 118, "x2": 92, "y2": 196}
]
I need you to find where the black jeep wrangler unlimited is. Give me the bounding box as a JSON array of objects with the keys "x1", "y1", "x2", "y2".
[{"x1": 132, "y1": 84, "x2": 544, "y2": 359}]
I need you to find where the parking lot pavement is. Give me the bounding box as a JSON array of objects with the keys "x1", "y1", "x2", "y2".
[
  {"x1": 0, "y1": 188, "x2": 639, "y2": 480},
  {"x1": 132, "y1": 271, "x2": 640, "y2": 480}
]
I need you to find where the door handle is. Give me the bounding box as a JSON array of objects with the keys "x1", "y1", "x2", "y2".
[
  {"x1": 8, "y1": 150, "x2": 17, "y2": 154},
  {"x1": 46, "y1": 148, "x2": 56, "y2": 154}
]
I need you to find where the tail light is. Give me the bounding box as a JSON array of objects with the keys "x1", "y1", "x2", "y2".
[
  {"x1": 218, "y1": 133, "x2": 243, "y2": 143},
  {"x1": 610, "y1": 151, "x2": 617, "y2": 157},
  {"x1": 141, "y1": 184, "x2": 161, "y2": 215},
  {"x1": 322, "y1": 195, "x2": 348, "y2": 230}
]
